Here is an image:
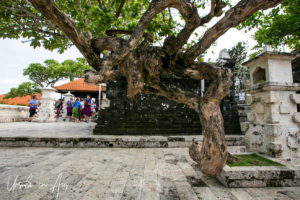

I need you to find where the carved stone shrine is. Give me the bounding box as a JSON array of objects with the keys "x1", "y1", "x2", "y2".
[{"x1": 244, "y1": 51, "x2": 300, "y2": 158}]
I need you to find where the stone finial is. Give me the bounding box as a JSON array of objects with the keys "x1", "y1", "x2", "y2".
[
  {"x1": 219, "y1": 48, "x2": 231, "y2": 59},
  {"x1": 217, "y1": 48, "x2": 234, "y2": 68},
  {"x1": 262, "y1": 45, "x2": 272, "y2": 52}
]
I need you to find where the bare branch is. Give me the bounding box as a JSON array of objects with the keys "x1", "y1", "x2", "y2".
[
  {"x1": 106, "y1": 29, "x2": 132, "y2": 36},
  {"x1": 183, "y1": 0, "x2": 283, "y2": 64},
  {"x1": 115, "y1": 0, "x2": 126, "y2": 19},
  {"x1": 97, "y1": 0, "x2": 103, "y2": 9}
]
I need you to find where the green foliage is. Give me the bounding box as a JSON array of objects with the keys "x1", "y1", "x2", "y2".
[
  {"x1": 4, "y1": 81, "x2": 41, "y2": 99},
  {"x1": 228, "y1": 153, "x2": 284, "y2": 167},
  {"x1": 228, "y1": 42, "x2": 248, "y2": 65},
  {"x1": 23, "y1": 57, "x2": 94, "y2": 87},
  {"x1": 238, "y1": 0, "x2": 300, "y2": 50}
]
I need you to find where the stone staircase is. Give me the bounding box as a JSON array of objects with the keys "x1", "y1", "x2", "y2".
[{"x1": 237, "y1": 104, "x2": 251, "y2": 134}]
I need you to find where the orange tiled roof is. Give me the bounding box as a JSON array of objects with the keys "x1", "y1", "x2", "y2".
[
  {"x1": 0, "y1": 94, "x2": 41, "y2": 106},
  {"x1": 54, "y1": 78, "x2": 106, "y2": 92}
]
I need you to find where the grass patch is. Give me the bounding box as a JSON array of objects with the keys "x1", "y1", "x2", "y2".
[{"x1": 228, "y1": 153, "x2": 284, "y2": 167}]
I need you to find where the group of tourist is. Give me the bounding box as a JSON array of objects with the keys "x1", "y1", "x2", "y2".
[
  {"x1": 61, "y1": 95, "x2": 97, "y2": 123},
  {"x1": 28, "y1": 95, "x2": 97, "y2": 123}
]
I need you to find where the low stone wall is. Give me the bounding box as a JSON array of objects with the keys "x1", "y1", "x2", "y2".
[
  {"x1": 0, "y1": 104, "x2": 29, "y2": 123},
  {"x1": 0, "y1": 135, "x2": 244, "y2": 148}
]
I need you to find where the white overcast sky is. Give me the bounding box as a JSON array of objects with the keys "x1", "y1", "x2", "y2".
[{"x1": 0, "y1": 0, "x2": 259, "y2": 94}]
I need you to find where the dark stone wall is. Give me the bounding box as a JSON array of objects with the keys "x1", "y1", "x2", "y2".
[
  {"x1": 292, "y1": 56, "x2": 300, "y2": 112},
  {"x1": 94, "y1": 77, "x2": 202, "y2": 135},
  {"x1": 292, "y1": 57, "x2": 300, "y2": 83},
  {"x1": 94, "y1": 75, "x2": 242, "y2": 135}
]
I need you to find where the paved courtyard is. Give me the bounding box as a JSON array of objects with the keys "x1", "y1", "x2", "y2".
[
  {"x1": 0, "y1": 122, "x2": 96, "y2": 137},
  {"x1": 1, "y1": 147, "x2": 300, "y2": 200}
]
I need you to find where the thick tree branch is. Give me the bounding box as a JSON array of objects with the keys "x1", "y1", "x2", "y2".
[
  {"x1": 163, "y1": 0, "x2": 227, "y2": 56},
  {"x1": 183, "y1": 62, "x2": 220, "y2": 80},
  {"x1": 106, "y1": 29, "x2": 153, "y2": 42},
  {"x1": 163, "y1": 0, "x2": 201, "y2": 55},
  {"x1": 183, "y1": 0, "x2": 283, "y2": 64},
  {"x1": 28, "y1": 0, "x2": 102, "y2": 70},
  {"x1": 91, "y1": 36, "x2": 127, "y2": 52},
  {"x1": 127, "y1": 0, "x2": 174, "y2": 50},
  {"x1": 144, "y1": 83, "x2": 201, "y2": 112}
]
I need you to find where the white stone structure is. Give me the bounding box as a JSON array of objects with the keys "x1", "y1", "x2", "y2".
[
  {"x1": 0, "y1": 104, "x2": 29, "y2": 123},
  {"x1": 244, "y1": 52, "x2": 300, "y2": 158},
  {"x1": 32, "y1": 88, "x2": 57, "y2": 122}
]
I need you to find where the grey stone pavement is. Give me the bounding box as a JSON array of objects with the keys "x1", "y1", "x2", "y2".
[
  {"x1": 0, "y1": 147, "x2": 300, "y2": 200},
  {"x1": 0, "y1": 122, "x2": 300, "y2": 199},
  {"x1": 0, "y1": 122, "x2": 96, "y2": 137}
]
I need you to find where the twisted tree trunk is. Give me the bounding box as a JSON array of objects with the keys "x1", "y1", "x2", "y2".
[
  {"x1": 190, "y1": 103, "x2": 228, "y2": 176},
  {"x1": 189, "y1": 68, "x2": 232, "y2": 176}
]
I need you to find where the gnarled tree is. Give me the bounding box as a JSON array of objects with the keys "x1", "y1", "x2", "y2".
[{"x1": 0, "y1": 0, "x2": 282, "y2": 177}]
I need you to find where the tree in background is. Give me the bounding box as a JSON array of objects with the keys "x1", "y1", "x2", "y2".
[
  {"x1": 4, "y1": 57, "x2": 93, "y2": 98},
  {"x1": 4, "y1": 81, "x2": 41, "y2": 99},
  {"x1": 23, "y1": 57, "x2": 94, "y2": 87},
  {"x1": 0, "y1": 0, "x2": 283, "y2": 177},
  {"x1": 228, "y1": 42, "x2": 250, "y2": 102},
  {"x1": 238, "y1": 0, "x2": 300, "y2": 50}
]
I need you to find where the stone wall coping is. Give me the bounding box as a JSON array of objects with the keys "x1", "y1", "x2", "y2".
[
  {"x1": 243, "y1": 51, "x2": 298, "y2": 67},
  {"x1": 0, "y1": 135, "x2": 244, "y2": 142},
  {"x1": 0, "y1": 135, "x2": 244, "y2": 148},
  {"x1": 0, "y1": 104, "x2": 29, "y2": 110}
]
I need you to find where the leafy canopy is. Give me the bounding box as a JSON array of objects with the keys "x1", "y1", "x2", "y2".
[
  {"x1": 0, "y1": 0, "x2": 182, "y2": 52},
  {"x1": 23, "y1": 57, "x2": 94, "y2": 87},
  {"x1": 238, "y1": 0, "x2": 300, "y2": 50},
  {"x1": 4, "y1": 81, "x2": 41, "y2": 99}
]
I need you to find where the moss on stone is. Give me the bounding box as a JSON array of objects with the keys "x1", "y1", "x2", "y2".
[{"x1": 228, "y1": 153, "x2": 284, "y2": 167}]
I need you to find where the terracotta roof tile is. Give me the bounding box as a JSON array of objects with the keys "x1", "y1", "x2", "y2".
[
  {"x1": 0, "y1": 94, "x2": 41, "y2": 106},
  {"x1": 54, "y1": 78, "x2": 106, "y2": 92}
]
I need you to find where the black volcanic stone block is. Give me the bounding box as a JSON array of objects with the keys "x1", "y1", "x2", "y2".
[{"x1": 94, "y1": 76, "x2": 242, "y2": 135}]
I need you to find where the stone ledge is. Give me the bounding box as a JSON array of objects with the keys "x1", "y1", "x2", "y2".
[
  {"x1": 0, "y1": 135, "x2": 244, "y2": 148},
  {"x1": 217, "y1": 161, "x2": 300, "y2": 188}
]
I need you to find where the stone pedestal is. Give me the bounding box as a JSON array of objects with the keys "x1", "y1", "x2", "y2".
[
  {"x1": 243, "y1": 52, "x2": 300, "y2": 158},
  {"x1": 32, "y1": 88, "x2": 57, "y2": 122}
]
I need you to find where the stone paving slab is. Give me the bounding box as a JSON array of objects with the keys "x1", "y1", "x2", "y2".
[
  {"x1": 0, "y1": 122, "x2": 244, "y2": 148},
  {"x1": 1, "y1": 147, "x2": 300, "y2": 200}
]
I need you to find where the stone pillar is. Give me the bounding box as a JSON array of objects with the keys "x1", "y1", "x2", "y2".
[
  {"x1": 32, "y1": 87, "x2": 57, "y2": 122},
  {"x1": 62, "y1": 91, "x2": 74, "y2": 119},
  {"x1": 243, "y1": 51, "x2": 300, "y2": 158}
]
